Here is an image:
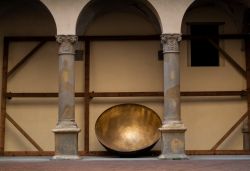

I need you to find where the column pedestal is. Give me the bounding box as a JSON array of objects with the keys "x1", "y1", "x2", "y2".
[
  {"x1": 159, "y1": 121, "x2": 187, "y2": 159},
  {"x1": 53, "y1": 121, "x2": 80, "y2": 160},
  {"x1": 242, "y1": 119, "x2": 250, "y2": 150}
]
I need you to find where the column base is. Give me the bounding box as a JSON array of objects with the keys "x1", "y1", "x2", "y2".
[
  {"x1": 52, "y1": 121, "x2": 81, "y2": 160},
  {"x1": 52, "y1": 155, "x2": 81, "y2": 160},
  {"x1": 158, "y1": 153, "x2": 188, "y2": 160},
  {"x1": 242, "y1": 127, "x2": 250, "y2": 150},
  {"x1": 159, "y1": 121, "x2": 188, "y2": 160}
]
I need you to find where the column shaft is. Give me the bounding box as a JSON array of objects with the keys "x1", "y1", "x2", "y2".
[{"x1": 58, "y1": 35, "x2": 76, "y2": 123}]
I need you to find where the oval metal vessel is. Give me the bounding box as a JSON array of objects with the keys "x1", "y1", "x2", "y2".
[{"x1": 95, "y1": 104, "x2": 162, "y2": 155}]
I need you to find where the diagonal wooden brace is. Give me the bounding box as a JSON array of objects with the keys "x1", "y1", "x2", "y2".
[
  {"x1": 211, "y1": 112, "x2": 248, "y2": 150},
  {"x1": 7, "y1": 41, "x2": 47, "y2": 78},
  {"x1": 6, "y1": 113, "x2": 43, "y2": 152},
  {"x1": 208, "y1": 39, "x2": 246, "y2": 78}
]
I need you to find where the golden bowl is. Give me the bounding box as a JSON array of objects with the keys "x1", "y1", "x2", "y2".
[{"x1": 95, "y1": 104, "x2": 162, "y2": 155}]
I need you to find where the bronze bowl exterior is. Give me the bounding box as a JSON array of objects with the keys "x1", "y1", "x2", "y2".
[{"x1": 95, "y1": 104, "x2": 162, "y2": 155}]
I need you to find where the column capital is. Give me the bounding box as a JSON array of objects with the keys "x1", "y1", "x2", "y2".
[
  {"x1": 56, "y1": 35, "x2": 78, "y2": 55},
  {"x1": 56, "y1": 35, "x2": 78, "y2": 44},
  {"x1": 161, "y1": 34, "x2": 182, "y2": 53}
]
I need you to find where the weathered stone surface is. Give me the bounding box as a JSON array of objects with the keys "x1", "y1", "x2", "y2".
[
  {"x1": 159, "y1": 33, "x2": 187, "y2": 160},
  {"x1": 53, "y1": 131, "x2": 80, "y2": 160},
  {"x1": 159, "y1": 127, "x2": 188, "y2": 160},
  {"x1": 242, "y1": 119, "x2": 250, "y2": 150},
  {"x1": 53, "y1": 35, "x2": 80, "y2": 160}
]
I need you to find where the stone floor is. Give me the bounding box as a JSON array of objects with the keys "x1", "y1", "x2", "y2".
[{"x1": 0, "y1": 156, "x2": 250, "y2": 171}]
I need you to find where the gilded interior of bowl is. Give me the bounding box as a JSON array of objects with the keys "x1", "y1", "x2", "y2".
[{"x1": 95, "y1": 104, "x2": 162, "y2": 153}]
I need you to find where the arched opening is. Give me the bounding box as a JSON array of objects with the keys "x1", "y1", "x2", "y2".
[
  {"x1": 0, "y1": 0, "x2": 56, "y2": 35},
  {"x1": 0, "y1": 0, "x2": 57, "y2": 155},
  {"x1": 74, "y1": 0, "x2": 163, "y2": 154},
  {"x1": 76, "y1": 0, "x2": 162, "y2": 35},
  {"x1": 180, "y1": 0, "x2": 249, "y2": 152}
]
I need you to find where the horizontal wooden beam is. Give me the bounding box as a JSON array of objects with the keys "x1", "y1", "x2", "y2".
[
  {"x1": 3, "y1": 150, "x2": 250, "y2": 156},
  {"x1": 6, "y1": 92, "x2": 85, "y2": 98},
  {"x1": 5, "y1": 91, "x2": 246, "y2": 99},
  {"x1": 4, "y1": 151, "x2": 54, "y2": 156},
  {"x1": 182, "y1": 91, "x2": 246, "y2": 97},
  {"x1": 4, "y1": 34, "x2": 250, "y2": 42},
  {"x1": 186, "y1": 150, "x2": 250, "y2": 155},
  {"x1": 90, "y1": 92, "x2": 163, "y2": 97}
]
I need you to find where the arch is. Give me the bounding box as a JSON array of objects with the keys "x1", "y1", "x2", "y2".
[
  {"x1": 0, "y1": 0, "x2": 57, "y2": 35},
  {"x1": 181, "y1": 0, "x2": 248, "y2": 33},
  {"x1": 76, "y1": 0, "x2": 162, "y2": 35}
]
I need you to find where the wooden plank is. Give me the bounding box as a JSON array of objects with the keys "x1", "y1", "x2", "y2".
[
  {"x1": 79, "y1": 35, "x2": 160, "y2": 41},
  {"x1": 91, "y1": 92, "x2": 163, "y2": 97},
  {"x1": 84, "y1": 40, "x2": 90, "y2": 153},
  {"x1": 181, "y1": 91, "x2": 246, "y2": 97},
  {"x1": 92, "y1": 91, "x2": 246, "y2": 97},
  {"x1": 211, "y1": 112, "x2": 248, "y2": 150},
  {"x1": 5, "y1": 91, "x2": 246, "y2": 98},
  {"x1": 208, "y1": 39, "x2": 246, "y2": 78},
  {"x1": 6, "y1": 92, "x2": 85, "y2": 98},
  {"x1": 4, "y1": 151, "x2": 54, "y2": 156},
  {"x1": 7, "y1": 37, "x2": 55, "y2": 42},
  {"x1": 5, "y1": 113, "x2": 44, "y2": 152},
  {"x1": 4, "y1": 150, "x2": 250, "y2": 156},
  {"x1": 7, "y1": 41, "x2": 47, "y2": 78},
  {"x1": 0, "y1": 38, "x2": 9, "y2": 155},
  {"x1": 186, "y1": 150, "x2": 250, "y2": 155},
  {"x1": 4, "y1": 34, "x2": 249, "y2": 42}
]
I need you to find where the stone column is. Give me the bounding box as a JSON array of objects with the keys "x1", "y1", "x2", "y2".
[
  {"x1": 53, "y1": 35, "x2": 81, "y2": 160},
  {"x1": 242, "y1": 119, "x2": 250, "y2": 150},
  {"x1": 159, "y1": 34, "x2": 188, "y2": 160}
]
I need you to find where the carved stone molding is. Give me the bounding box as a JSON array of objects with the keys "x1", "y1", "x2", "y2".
[
  {"x1": 56, "y1": 35, "x2": 78, "y2": 54},
  {"x1": 161, "y1": 34, "x2": 182, "y2": 53}
]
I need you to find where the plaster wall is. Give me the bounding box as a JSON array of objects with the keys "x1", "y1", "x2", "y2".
[{"x1": 0, "y1": 3, "x2": 247, "y2": 152}]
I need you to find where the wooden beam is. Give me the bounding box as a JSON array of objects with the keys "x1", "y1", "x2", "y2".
[
  {"x1": 208, "y1": 39, "x2": 246, "y2": 78},
  {"x1": 6, "y1": 92, "x2": 85, "y2": 98},
  {"x1": 91, "y1": 91, "x2": 246, "y2": 97},
  {"x1": 4, "y1": 151, "x2": 54, "y2": 156},
  {"x1": 5, "y1": 113, "x2": 44, "y2": 152},
  {"x1": 85, "y1": 150, "x2": 250, "y2": 156},
  {"x1": 0, "y1": 38, "x2": 9, "y2": 155},
  {"x1": 186, "y1": 150, "x2": 250, "y2": 155},
  {"x1": 5, "y1": 91, "x2": 246, "y2": 98},
  {"x1": 4, "y1": 150, "x2": 250, "y2": 156},
  {"x1": 7, "y1": 41, "x2": 47, "y2": 78},
  {"x1": 211, "y1": 112, "x2": 248, "y2": 151},
  {"x1": 84, "y1": 40, "x2": 90, "y2": 153},
  {"x1": 183, "y1": 34, "x2": 249, "y2": 40},
  {"x1": 91, "y1": 92, "x2": 163, "y2": 97},
  {"x1": 4, "y1": 34, "x2": 249, "y2": 42},
  {"x1": 6, "y1": 36, "x2": 55, "y2": 42},
  {"x1": 181, "y1": 91, "x2": 246, "y2": 97}
]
